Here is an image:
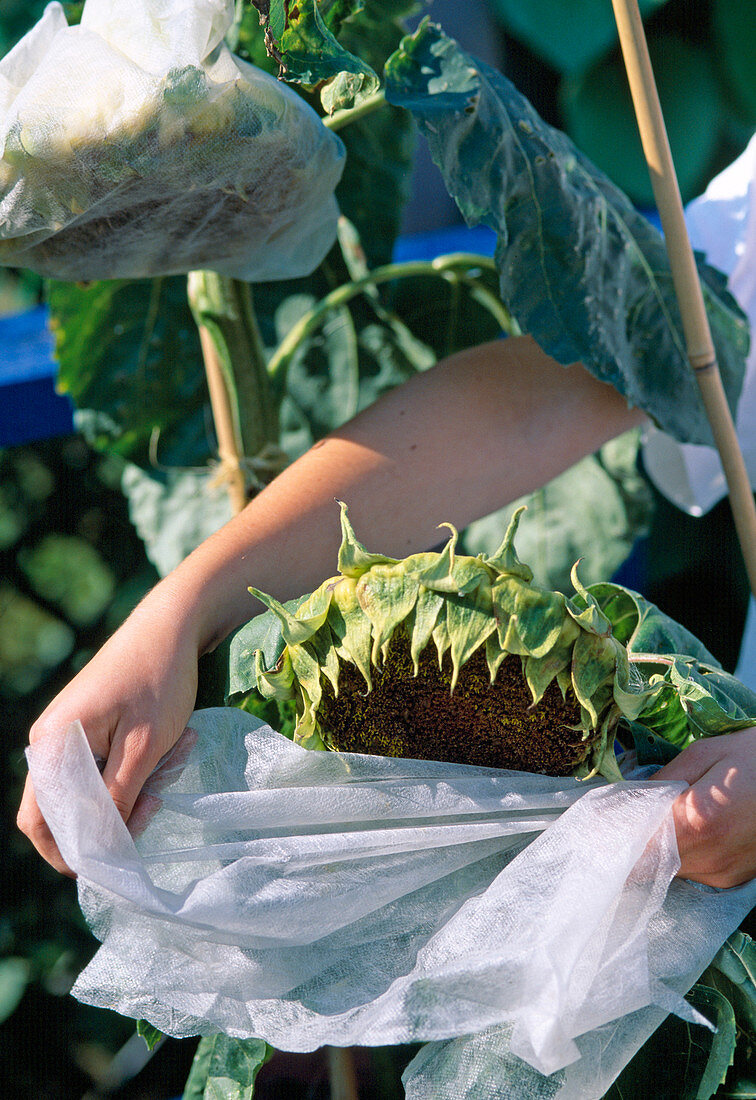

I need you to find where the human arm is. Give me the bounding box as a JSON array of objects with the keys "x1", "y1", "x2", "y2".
[
  {"x1": 18, "y1": 323, "x2": 756, "y2": 887},
  {"x1": 19, "y1": 335, "x2": 644, "y2": 873}
]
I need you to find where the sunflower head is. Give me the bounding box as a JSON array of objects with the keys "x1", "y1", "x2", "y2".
[{"x1": 249, "y1": 504, "x2": 660, "y2": 779}]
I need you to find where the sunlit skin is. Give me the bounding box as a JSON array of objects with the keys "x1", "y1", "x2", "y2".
[
  {"x1": 16, "y1": 336, "x2": 756, "y2": 886},
  {"x1": 656, "y1": 730, "x2": 756, "y2": 888}
]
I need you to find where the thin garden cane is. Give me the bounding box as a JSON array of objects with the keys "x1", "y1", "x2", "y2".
[{"x1": 611, "y1": 0, "x2": 756, "y2": 598}]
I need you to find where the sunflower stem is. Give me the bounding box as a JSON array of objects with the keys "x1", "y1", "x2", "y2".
[
  {"x1": 188, "y1": 271, "x2": 280, "y2": 515},
  {"x1": 266, "y1": 253, "x2": 515, "y2": 386},
  {"x1": 323, "y1": 89, "x2": 386, "y2": 131}
]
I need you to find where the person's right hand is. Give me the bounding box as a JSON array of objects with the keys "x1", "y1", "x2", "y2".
[{"x1": 17, "y1": 584, "x2": 202, "y2": 875}]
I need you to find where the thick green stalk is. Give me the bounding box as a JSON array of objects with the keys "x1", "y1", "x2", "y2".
[
  {"x1": 188, "y1": 272, "x2": 278, "y2": 457},
  {"x1": 323, "y1": 89, "x2": 387, "y2": 132},
  {"x1": 188, "y1": 272, "x2": 280, "y2": 513}
]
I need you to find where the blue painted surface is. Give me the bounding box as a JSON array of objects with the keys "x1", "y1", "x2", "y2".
[
  {"x1": 392, "y1": 223, "x2": 497, "y2": 263},
  {"x1": 0, "y1": 304, "x2": 74, "y2": 445}
]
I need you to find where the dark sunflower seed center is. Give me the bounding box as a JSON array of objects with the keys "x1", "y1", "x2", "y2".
[{"x1": 318, "y1": 632, "x2": 591, "y2": 775}]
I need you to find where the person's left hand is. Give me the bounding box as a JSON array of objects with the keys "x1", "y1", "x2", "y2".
[{"x1": 651, "y1": 728, "x2": 756, "y2": 888}]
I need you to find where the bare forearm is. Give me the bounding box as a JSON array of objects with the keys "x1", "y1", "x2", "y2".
[{"x1": 163, "y1": 336, "x2": 644, "y2": 652}]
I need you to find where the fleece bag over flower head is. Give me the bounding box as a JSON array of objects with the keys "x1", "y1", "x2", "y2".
[
  {"x1": 27, "y1": 711, "x2": 756, "y2": 1100},
  {"x1": 0, "y1": 0, "x2": 346, "y2": 281}
]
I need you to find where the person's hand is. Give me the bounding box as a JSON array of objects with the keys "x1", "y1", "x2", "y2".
[
  {"x1": 651, "y1": 729, "x2": 756, "y2": 888},
  {"x1": 17, "y1": 585, "x2": 202, "y2": 875}
]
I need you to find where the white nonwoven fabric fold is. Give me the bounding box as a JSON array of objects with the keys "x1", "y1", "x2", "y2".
[
  {"x1": 27, "y1": 709, "x2": 756, "y2": 1096},
  {"x1": 0, "y1": 0, "x2": 345, "y2": 280}
]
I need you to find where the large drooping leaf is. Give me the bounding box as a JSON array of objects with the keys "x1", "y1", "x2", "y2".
[
  {"x1": 664, "y1": 659, "x2": 756, "y2": 737},
  {"x1": 121, "y1": 465, "x2": 234, "y2": 578},
  {"x1": 461, "y1": 430, "x2": 653, "y2": 595},
  {"x1": 628, "y1": 655, "x2": 756, "y2": 747},
  {"x1": 581, "y1": 577, "x2": 756, "y2": 745},
  {"x1": 384, "y1": 20, "x2": 750, "y2": 446},
  {"x1": 48, "y1": 278, "x2": 210, "y2": 469},
  {"x1": 249, "y1": 0, "x2": 378, "y2": 108},
  {"x1": 182, "y1": 1034, "x2": 273, "y2": 1100}
]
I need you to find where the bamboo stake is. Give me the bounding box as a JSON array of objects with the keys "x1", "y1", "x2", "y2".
[{"x1": 611, "y1": 0, "x2": 756, "y2": 598}]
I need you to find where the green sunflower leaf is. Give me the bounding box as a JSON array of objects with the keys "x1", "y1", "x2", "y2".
[
  {"x1": 384, "y1": 20, "x2": 749, "y2": 447},
  {"x1": 136, "y1": 1020, "x2": 164, "y2": 1051},
  {"x1": 182, "y1": 1034, "x2": 273, "y2": 1100},
  {"x1": 48, "y1": 277, "x2": 208, "y2": 469},
  {"x1": 0, "y1": 958, "x2": 30, "y2": 1025},
  {"x1": 228, "y1": 596, "x2": 308, "y2": 696},
  {"x1": 585, "y1": 581, "x2": 719, "y2": 665},
  {"x1": 604, "y1": 983, "x2": 736, "y2": 1099},
  {"x1": 704, "y1": 931, "x2": 756, "y2": 1042},
  {"x1": 623, "y1": 719, "x2": 681, "y2": 765},
  {"x1": 249, "y1": 0, "x2": 378, "y2": 108},
  {"x1": 487, "y1": 0, "x2": 668, "y2": 76},
  {"x1": 632, "y1": 656, "x2": 756, "y2": 746},
  {"x1": 682, "y1": 985, "x2": 738, "y2": 1100},
  {"x1": 318, "y1": 0, "x2": 366, "y2": 36},
  {"x1": 668, "y1": 659, "x2": 756, "y2": 737}
]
